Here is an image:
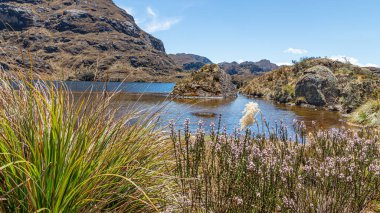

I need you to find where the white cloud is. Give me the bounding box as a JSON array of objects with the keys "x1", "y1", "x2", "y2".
[
  {"x1": 145, "y1": 18, "x2": 180, "y2": 33},
  {"x1": 138, "y1": 6, "x2": 180, "y2": 33},
  {"x1": 364, "y1": 63, "x2": 379, "y2": 67},
  {"x1": 329, "y1": 55, "x2": 359, "y2": 65},
  {"x1": 276, "y1": 62, "x2": 292, "y2": 66},
  {"x1": 329, "y1": 55, "x2": 379, "y2": 67},
  {"x1": 147, "y1": 7, "x2": 157, "y2": 18},
  {"x1": 284, "y1": 48, "x2": 308, "y2": 55}
]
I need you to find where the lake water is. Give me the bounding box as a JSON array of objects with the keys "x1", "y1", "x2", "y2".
[{"x1": 65, "y1": 81, "x2": 348, "y2": 135}]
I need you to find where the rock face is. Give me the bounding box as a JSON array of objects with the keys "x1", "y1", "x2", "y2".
[
  {"x1": 172, "y1": 64, "x2": 237, "y2": 98},
  {"x1": 254, "y1": 59, "x2": 279, "y2": 72},
  {"x1": 169, "y1": 53, "x2": 213, "y2": 71},
  {"x1": 0, "y1": 0, "x2": 178, "y2": 82},
  {"x1": 0, "y1": 4, "x2": 37, "y2": 30},
  {"x1": 295, "y1": 66, "x2": 338, "y2": 106}
]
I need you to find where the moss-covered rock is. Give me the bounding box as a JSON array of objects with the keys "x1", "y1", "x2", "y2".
[{"x1": 295, "y1": 66, "x2": 338, "y2": 106}]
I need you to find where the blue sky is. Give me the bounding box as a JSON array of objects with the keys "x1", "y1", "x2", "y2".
[{"x1": 114, "y1": 0, "x2": 380, "y2": 66}]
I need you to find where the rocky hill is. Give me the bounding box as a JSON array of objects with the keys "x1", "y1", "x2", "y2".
[
  {"x1": 168, "y1": 53, "x2": 213, "y2": 71},
  {"x1": 218, "y1": 60, "x2": 278, "y2": 75},
  {"x1": 242, "y1": 58, "x2": 380, "y2": 113},
  {"x1": 0, "y1": 0, "x2": 181, "y2": 82},
  {"x1": 218, "y1": 60, "x2": 278, "y2": 87},
  {"x1": 172, "y1": 64, "x2": 237, "y2": 98}
]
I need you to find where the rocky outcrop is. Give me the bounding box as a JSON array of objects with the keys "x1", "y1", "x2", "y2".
[
  {"x1": 172, "y1": 64, "x2": 237, "y2": 98},
  {"x1": 340, "y1": 80, "x2": 378, "y2": 113},
  {"x1": 295, "y1": 66, "x2": 338, "y2": 106},
  {"x1": 254, "y1": 59, "x2": 279, "y2": 72},
  {"x1": 0, "y1": 0, "x2": 179, "y2": 82},
  {"x1": 0, "y1": 4, "x2": 37, "y2": 30},
  {"x1": 169, "y1": 53, "x2": 213, "y2": 71},
  {"x1": 242, "y1": 58, "x2": 380, "y2": 113}
]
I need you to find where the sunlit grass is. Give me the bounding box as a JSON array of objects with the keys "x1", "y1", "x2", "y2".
[
  {"x1": 350, "y1": 99, "x2": 380, "y2": 127},
  {"x1": 0, "y1": 73, "x2": 174, "y2": 212}
]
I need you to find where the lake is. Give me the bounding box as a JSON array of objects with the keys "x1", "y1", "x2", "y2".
[{"x1": 63, "y1": 81, "x2": 348, "y2": 135}]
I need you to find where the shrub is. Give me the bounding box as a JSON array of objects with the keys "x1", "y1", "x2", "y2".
[
  {"x1": 170, "y1": 119, "x2": 380, "y2": 212},
  {"x1": 0, "y1": 73, "x2": 173, "y2": 212}
]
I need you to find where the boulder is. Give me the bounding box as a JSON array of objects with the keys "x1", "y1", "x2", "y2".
[
  {"x1": 0, "y1": 4, "x2": 37, "y2": 30},
  {"x1": 295, "y1": 65, "x2": 338, "y2": 106},
  {"x1": 341, "y1": 80, "x2": 377, "y2": 113},
  {"x1": 172, "y1": 64, "x2": 237, "y2": 98}
]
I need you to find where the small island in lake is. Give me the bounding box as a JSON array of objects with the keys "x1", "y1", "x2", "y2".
[{"x1": 172, "y1": 64, "x2": 237, "y2": 98}]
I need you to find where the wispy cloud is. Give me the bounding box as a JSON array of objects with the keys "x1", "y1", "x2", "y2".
[
  {"x1": 276, "y1": 62, "x2": 292, "y2": 66},
  {"x1": 284, "y1": 48, "x2": 308, "y2": 55},
  {"x1": 329, "y1": 55, "x2": 378, "y2": 67},
  {"x1": 147, "y1": 7, "x2": 157, "y2": 17},
  {"x1": 142, "y1": 6, "x2": 180, "y2": 33},
  {"x1": 365, "y1": 63, "x2": 379, "y2": 67}
]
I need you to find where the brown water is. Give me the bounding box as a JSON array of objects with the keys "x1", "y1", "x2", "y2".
[{"x1": 66, "y1": 81, "x2": 348, "y2": 134}]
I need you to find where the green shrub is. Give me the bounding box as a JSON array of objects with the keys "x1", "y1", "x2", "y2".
[
  {"x1": 282, "y1": 84, "x2": 295, "y2": 97},
  {"x1": 0, "y1": 73, "x2": 173, "y2": 212}
]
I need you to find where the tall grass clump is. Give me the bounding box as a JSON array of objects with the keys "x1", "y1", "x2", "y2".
[
  {"x1": 0, "y1": 73, "x2": 173, "y2": 212},
  {"x1": 350, "y1": 99, "x2": 380, "y2": 127},
  {"x1": 170, "y1": 119, "x2": 380, "y2": 212}
]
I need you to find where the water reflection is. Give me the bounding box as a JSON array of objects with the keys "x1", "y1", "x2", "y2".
[{"x1": 66, "y1": 82, "x2": 348, "y2": 135}]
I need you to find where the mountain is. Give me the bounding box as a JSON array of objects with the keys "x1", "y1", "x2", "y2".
[
  {"x1": 217, "y1": 60, "x2": 278, "y2": 87},
  {"x1": 254, "y1": 59, "x2": 279, "y2": 72},
  {"x1": 0, "y1": 0, "x2": 180, "y2": 82},
  {"x1": 168, "y1": 53, "x2": 213, "y2": 71},
  {"x1": 218, "y1": 60, "x2": 278, "y2": 75}
]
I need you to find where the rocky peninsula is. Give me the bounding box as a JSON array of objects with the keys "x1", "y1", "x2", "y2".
[{"x1": 241, "y1": 58, "x2": 380, "y2": 126}]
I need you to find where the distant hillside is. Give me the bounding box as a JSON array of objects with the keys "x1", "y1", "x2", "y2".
[
  {"x1": 169, "y1": 53, "x2": 279, "y2": 75},
  {"x1": 218, "y1": 60, "x2": 278, "y2": 75},
  {"x1": 0, "y1": 0, "x2": 180, "y2": 82},
  {"x1": 169, "y1": 53, "x2": 213, "y2": 71},
  {"x1": 242, "y1": 58, "x2": 380, "y2": 113},
  {"x1": 218, "y1": 60, "x2": 279, "y2": 87}
]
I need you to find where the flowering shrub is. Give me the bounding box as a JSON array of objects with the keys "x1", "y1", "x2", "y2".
[{"x1": 170, "y1": 119, "x2": 380, "y2": 212}]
